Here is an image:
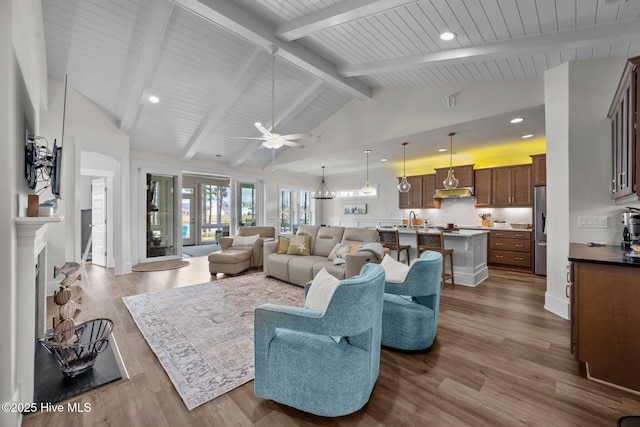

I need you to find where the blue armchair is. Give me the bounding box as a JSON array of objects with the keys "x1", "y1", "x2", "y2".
[
  {"x1": 382, "y1": 251, "x2": 443, "y2": 351},
  {"x1": 254, "y1": 263, "x2": 385, "y2": 417}
]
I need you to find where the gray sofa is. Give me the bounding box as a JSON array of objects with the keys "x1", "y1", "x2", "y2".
[{"x1": 263, "y1": 225, "x2": 381, "y2": 286}]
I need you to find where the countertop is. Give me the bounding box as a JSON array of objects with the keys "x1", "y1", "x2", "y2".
[
  {"x1": 388, "y1": 227, "x2": 490, "y2": 237},
  {"x1": 568, "y1": 243, "x2": 640, "y2": 268},
  {"x1": 389, "y1": 225, "x2": 531, "y2": 232}
]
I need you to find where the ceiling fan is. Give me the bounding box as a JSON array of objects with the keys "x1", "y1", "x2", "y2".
[{"x1": 239, "y1": 45, "x2": 311, "y2": 150}]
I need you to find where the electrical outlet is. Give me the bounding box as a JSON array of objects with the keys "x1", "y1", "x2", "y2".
[{"x1": 578, "y1": 216, "x2": 608, "y2": 228}]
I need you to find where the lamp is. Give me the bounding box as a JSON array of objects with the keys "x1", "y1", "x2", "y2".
[
  {"x1": 362, "y1": 150, "x2": 373, "y2": 194},
  {"x1": 442, "y1": 132, "x2": 459, "y2": 190},
  {"x1": 398, "y1": 142, "x2": 411, "y2": 193},
  {"x1": 311, "y1": 166, "x2": 335, "y2": 199}
]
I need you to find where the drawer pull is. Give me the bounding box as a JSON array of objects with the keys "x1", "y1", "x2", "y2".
[
  {"x1": 495, "y1": 233, "x2": 504, "y2": 236},
  {"x1": 495, "y1": 255, "x2": 504, "y2": 259},
  {"x1": 515, "y1": 244, "x2": 524, "y2": 247},
  {"x1": 515, "y1": 257, "x2": 524, "y2": 261},
  {"x1": 496, "y1": 243, "x2": 504, "y2": 246},
  {"x1": 566, "y1": 284, "x2": 571, "y2": 298},
  {"x1": 515, "y1": 234, "x2": 524, "y2": 237}
]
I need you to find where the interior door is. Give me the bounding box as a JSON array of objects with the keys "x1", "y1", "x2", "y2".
[
  {"x1": 182, "y1": 187, "x2": 196, "y2": 245},
  {"x1": 91, "y1": 177, "x2": 107, "y2": 267}
]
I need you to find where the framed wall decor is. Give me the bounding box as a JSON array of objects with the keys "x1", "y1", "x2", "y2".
[{"x1": 344, "y1": 203, "x2": 367, "y2": 214}]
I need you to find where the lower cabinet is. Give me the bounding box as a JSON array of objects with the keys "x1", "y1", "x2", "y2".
[{"x1": 488, "y1": 230, "x2": 532, "y2": 270}]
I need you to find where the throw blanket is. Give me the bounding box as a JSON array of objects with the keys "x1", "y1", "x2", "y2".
[{"x1": 356, "y1": 242, "x2": 384, "y2": 262}]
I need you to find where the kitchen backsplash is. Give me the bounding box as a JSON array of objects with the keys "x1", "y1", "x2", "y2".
[{"x1": 400, "y1": 197, "x2": 532, "y2": 227}]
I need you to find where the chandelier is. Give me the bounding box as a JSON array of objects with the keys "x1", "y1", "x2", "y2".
[{"x1": 311, "y1": 166, "x2": 335, "y2": 199}]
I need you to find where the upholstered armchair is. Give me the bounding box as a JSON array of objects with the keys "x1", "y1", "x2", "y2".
[
  {"x1": 254, "y1": 263, "x2": 386, "y2": 417},
  {"x1": 382, "y1": 251, "x2": 443, "y2": 351}
]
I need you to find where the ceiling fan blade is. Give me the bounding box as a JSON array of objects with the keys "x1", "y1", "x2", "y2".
[
  {"x1": 282, "y1": 133, "x2": 313, "y2": 140},
  {"x1": 255, "y1": 122, "x2": 272, "y2": 137},
  {"x1": 282, "y1": 140, "x2": 304, "y2": 148},
  {"x1": 228, "y1": 136, "x2": 268, "y2": 140}
]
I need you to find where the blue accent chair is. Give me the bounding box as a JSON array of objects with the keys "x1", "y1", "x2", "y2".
[
  {"x1": 254, "y1": 263, "x2": 386, "y2": 417},
  {"x1": 381, "y1": 251, "x2": 443, "y2": 351}
]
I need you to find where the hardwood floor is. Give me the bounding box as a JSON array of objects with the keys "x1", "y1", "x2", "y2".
[{"x1": 24, "y1": 258, "x2": 640, "y2": 426}]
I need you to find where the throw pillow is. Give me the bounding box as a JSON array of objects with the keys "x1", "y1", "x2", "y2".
[
  {"x1": 286, "y1": 234, "x2": 311, "y2": 256},
  {"x1": 328, "y1": 243, "x2": 363, "y2": 260},
  {"x1": 276, "y1": 236, "x2": 290, "y2": 254},
  {"x1": 305, "y1": 268, "x2": 341, "y2": 312},
  {"x1": 231, "y1": 234, "x2": 260, "y2": 247},
  {"x1": 381, "y1": 253, "x2": 411, "y2": 283}
]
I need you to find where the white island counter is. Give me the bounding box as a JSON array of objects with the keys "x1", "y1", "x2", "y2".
[{"x1": 394, "y1": 228, "x2": 489, "y2": 287}]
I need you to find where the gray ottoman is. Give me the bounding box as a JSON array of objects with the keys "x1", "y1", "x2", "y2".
[{"x1": 208, "y1": 249, "x2": 252, "y2": 275}]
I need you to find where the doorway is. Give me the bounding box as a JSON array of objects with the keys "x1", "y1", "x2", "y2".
[{"x1": 182, "y1": 174, "x2": 231, "y2": 247}]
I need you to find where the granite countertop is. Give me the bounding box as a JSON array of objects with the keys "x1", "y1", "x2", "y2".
[
  {"x1": 393, "y1": 227, "x2": 489, "y2": 236},
  {"x1": 390, "y1": 225, "x2": 532, "y2": 232},
  {"x1": 568, "y1": 243, "x2": 640, "y2": 268}
]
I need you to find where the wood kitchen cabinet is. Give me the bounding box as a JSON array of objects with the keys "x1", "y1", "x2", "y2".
[
  {"x1": 530, "y1": 154, "x2": 546, "y2": 186},
  {"x1": 488, "y1": 230, "x2": 532, "y2": 269},
  {"x1": 491, "y1": 164, "x2": 532, "y2": 207},
  {"x1": 608, "y1": 56, "x2": 639, "y2": 200},
  {"x1": 569, "y1": 243, "x2": 640, "y2": 393},
  {"x1": 434, "y1": 164, "x2": 474, "y2": 189},
  {"x1": 398, "y1": 175, "x2": 423, "y2": 209},
  {"x1": 474, "y1": 168, "x2": 492, "y2": 207},
  {"x1": 421, "y1": 174, "x2": 440, "y2": 208}
]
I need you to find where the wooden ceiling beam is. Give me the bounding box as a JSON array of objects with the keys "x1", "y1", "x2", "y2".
[
  {"x1": 276, "y1": 0, "x2": 418, "y2": 42},
  {"x1": 170, "y1": 0, "x2": 371, "y2": 100}
]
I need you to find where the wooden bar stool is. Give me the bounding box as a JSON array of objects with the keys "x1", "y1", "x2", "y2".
[
  {"x1": 377, "y1": 229, "x2": 411, "y2": 265},
  {"x1": 416, "y1": 230, "x2": 454, "y2": 288}
]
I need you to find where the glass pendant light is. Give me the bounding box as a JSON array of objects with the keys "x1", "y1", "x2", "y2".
[
  {"x1": 311, "y1": 166, "x2": 335, "y2": 199},
  {"x1": 398, "y1": 142, "x2": 411, "y2": 193},
  {"x1": 443, "y1": 132, "x2": 459, "y2": 190},
  {"x1": 362, "y1": 150, "x2": 373, "y2": 194}
]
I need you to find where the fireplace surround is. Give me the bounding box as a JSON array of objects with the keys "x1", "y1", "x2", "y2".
[{"x1": 15, "y1": 216, "x2": 62, "y2": 404}]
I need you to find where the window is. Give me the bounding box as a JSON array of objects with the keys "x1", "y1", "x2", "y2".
[
  {"x1": 335, "y1": 187, "x2": 378, "y2": 198},
  {"x1": 238, "y1": 182, "x2": 256, "y2": 226},
  {"x1": 280, "y1": 189, "x2": 292, "y2": 232},
  {"x1": 299, "y1": 191, "x2": 311, "y2": 225}
]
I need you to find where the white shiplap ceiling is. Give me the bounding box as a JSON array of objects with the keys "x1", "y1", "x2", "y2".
[{"x1": 41, "y1": 0, "x2": 640, "y2": 175}]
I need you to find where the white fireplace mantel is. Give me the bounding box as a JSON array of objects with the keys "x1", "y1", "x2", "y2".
[{"x1": 15, "y1": 215, "x2": 62, "y2": 404}]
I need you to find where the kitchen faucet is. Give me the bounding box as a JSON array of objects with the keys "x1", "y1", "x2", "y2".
[{"x1": 409, "y1": 210, "x2": 416, "y2": 228}]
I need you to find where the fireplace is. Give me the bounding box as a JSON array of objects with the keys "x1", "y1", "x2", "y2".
[{"x1": 15, "y1": 216, "x2": 61, "y2": 404}]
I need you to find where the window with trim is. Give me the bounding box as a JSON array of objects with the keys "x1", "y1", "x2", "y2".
[
  {"x1": 280, "y1": 189, "x2": 292, "y2": 232},
  {"x1": 335, "y1": 187, "x2": 378, "y2": 198},
  {"x1": 238, "y1": 182, "x2": 256, "y2": 226},
  {"x1": 299, "y1": 191, "x2": 311, "y2": 225}
]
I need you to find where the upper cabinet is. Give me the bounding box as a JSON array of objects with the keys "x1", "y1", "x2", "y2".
[
  {"x1": 474, "y1": 168, "x2": 493, "y2": 207},
  {"x1": 398, "y1": 176, "x2": 423, "y2": 209},
  {"x1": 609, "y1": 56, "x2": 639, "y2": 200},
  {"x1": 421, "y1": 174, "x2": 440, "y2": 208},
  {"x1": 530, "y1": 154, "x2": 546, "y2": 187},
  {"x1": 434, "y1": 164, "x2": 475, "y2": 189},
  {"x1": 491, "y1": 165, "x2": 532, "y2": 207}
]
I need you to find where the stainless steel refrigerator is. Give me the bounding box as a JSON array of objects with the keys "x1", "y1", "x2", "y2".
[{"x1": 534, "y1": 186, "x2": 547, "y2": 275}]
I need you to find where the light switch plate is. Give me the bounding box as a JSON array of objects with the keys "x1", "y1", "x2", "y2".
[{"x1": 578, "y1": 216, "x2": 608, "y2": 228}]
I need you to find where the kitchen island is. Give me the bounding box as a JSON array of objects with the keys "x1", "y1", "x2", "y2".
[{"x1": 395, "y1": 228, "x2": 489, "y2": 287}]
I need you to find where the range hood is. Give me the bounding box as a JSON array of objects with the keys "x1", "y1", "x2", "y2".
[{"x1": 433, "y1": 187, "x2": 474, "y2": 198}]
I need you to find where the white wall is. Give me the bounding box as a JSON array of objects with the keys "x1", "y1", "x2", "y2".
[
  {"x1": 2, "y1": 1, "x2": 48, "y2": 426},
  {"x1": 544, "y1": 58, "x2": 634, "y2": 319}
]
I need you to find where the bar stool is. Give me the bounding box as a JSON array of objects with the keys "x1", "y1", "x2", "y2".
[
  {"x1": 416, "y1": 230, "x2": 454, "y2": 288},
  {"x1": 377, "y1": 229, "x2": 411, "y2": 265}
]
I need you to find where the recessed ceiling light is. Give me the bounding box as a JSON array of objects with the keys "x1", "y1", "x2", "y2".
[
  {"x1": 440, "y1": 31, "x2": 456, "y2": 41},
  {"x1": 148, "y1": 95, "x2": 159, "y2": 103},
  {"x1": 522, "y1": 134, "x2": 533, "y2": 139},
  {"x1": 380, "y1": 158, "x2": 388, "y2": 162},
  {"x1": 510, "y1": 117, "x2": 524, "y2": 124},
  {"x1": 438, "y1": 148, "x2": 447, "y2": 152}
]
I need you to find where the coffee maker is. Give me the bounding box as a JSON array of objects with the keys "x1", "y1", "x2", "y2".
[{"x1": 622, "y1": 207, "x2": 640, "y2": 248}]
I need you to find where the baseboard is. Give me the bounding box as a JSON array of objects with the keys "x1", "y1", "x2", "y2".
[{"x1": 544, "y1": 292, "x2": 569, "y2": 320}]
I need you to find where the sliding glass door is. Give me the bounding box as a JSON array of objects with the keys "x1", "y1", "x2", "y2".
[{"x1": 200, "y1": 181, "x2": 230, "y2": 244}]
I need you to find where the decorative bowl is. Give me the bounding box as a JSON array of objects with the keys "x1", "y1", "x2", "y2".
[{"x1": 510, "y1": 223, "x2": 532, "y2": 229}]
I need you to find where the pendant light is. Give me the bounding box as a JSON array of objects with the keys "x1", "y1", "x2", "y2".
[
  {"x1": 311, "y1": 166, "x2": 335, "y2": 199},
  {"x1": 362, "y1": 150, "x2": 373, "y2": 194},
  {"x1": 398, "y1": 142, "x2": 411, "y2": 193},
  {"x1": 442, "y1": 132, "x2": 459, "y2": 190}
]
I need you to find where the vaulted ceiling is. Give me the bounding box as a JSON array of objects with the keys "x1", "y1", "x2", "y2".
[{"x1": 41, "y1": 0, "x2": 640, "y2": 174}]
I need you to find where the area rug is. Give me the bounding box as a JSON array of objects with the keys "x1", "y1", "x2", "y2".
[
  {"x1": 132, "y1": 259, "x2": 190, "y2": 272},
  {"x1": 182, "y1": 244, "x2": 220, "y2": 258},
  {"x1": 122, "y1": 273, "x2": 304, "y2": 410}
]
